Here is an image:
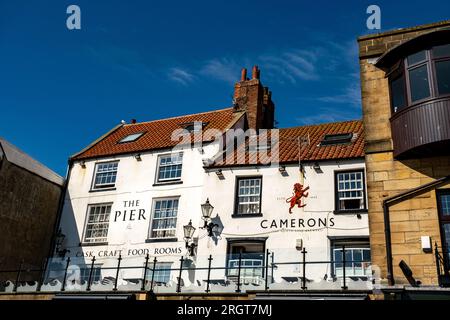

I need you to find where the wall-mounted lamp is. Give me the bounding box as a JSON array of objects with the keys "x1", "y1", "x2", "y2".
[
  {"x1": 80, "y1": 161, "x2": 86, "y2": 169},
  {"x1": 54, "y1": 228, "x2": 69, "y2": 257},
  {"x1": 135, "y1": 153, "x2": 142, "y2": 162},
  {"x1": 183, "y1": 220, "x2": 197, "y2": 256},
  {"x1": 200, "y1": 198, "x2": 218, "y2": 237},
  {"x1": 215, "y1": 169, "x2": 224, "y2": 179},
  {"x1": 278, "y1": 166, "x2": 286, "y2": 174}
]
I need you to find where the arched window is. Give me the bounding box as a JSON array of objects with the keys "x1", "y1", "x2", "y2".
[{"x1": 389, "y1": 43, "x2": 450, "y2": 113}]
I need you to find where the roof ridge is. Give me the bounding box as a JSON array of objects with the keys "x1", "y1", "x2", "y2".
[
  {"x1": 279, "y1": 119, "x2": 362, "y2": 131},
  {"x1": 123, "y1": 106, "x2": 234, "y2": 126}
]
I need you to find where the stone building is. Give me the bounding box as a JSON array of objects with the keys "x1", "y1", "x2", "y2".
[
  {"x1": 358, "y1": 20, "x2": 450, "y2": 298},
  {"x1": 0, "y1": 138, "x2": 64, "y2": 281}
]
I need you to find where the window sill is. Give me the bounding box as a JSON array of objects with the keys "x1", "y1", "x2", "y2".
[
  {"x1": 333, "y1": 209, "x2": 368, "y2": 215},
  {"x1": 153, "y1": 180, "x2": 183, "y2": 187},
  {"x1": 145, "y1": 238, "x2": 178, "y2": 243},
  {"x1": 79, "y1": 242, "x2": 109, "y2": 247},
  {"x1": 89, "y1": 187, "x2": 116, "y2": 193},
  {"x1": 231, "y1": 213, "x2": 263, "y2": 218}
]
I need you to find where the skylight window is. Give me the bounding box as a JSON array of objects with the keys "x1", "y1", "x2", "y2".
[
  {"x1": 118, "y1": 132, "x2": 145, "y2": 144},
  {"x1": 320, "y1": 133, "x2": 353, "y2": 146},
  {"x1": 181, "y1": 122, "x2": 208, "y2": 133}
]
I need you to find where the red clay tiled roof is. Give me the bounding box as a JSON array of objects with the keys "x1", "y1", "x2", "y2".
[
  {"x1": 210, "y1": 120, "x2": 364, "y2": 167},
  {"x1": 72, "y1": 107, "x2": 243, "y2": 160}
]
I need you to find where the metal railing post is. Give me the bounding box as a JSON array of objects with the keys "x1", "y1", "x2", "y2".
[
  {"x1": 271, "y1": 252, "x2": 274, "y2": 285},
  {"x1": 86, "y1": 256, "x2": 96, "y2": 291},
  {"x1": 113, "y1": 254, "x2": 122, "y2": 291},
  {"x1": 265, "y1": 249, "x2": 270, "y2": 291},
  {"x1": 301, "y1": 248, "x2": 307, "y2": 290},
  {"x1": 176, "y1": 256, "x2": 184, "y2": 293},
  {"x1": 141, "y1": 254, "x2": 149, "y2": 291},
  {"x1": 342, "y1": 246, "x2": 348, "y2": 290},
  {"x1": 205, "y1": 255, "x2": 213, "y2": 293},
  {"x1": 236, "y1": 253, "x2": 242, "y2": 293},
  {"x1": 37, "y1": 258, "x2": 47, "y2": 292},
  {"x1": 61, "y1": 257, "x2": 71, "y2": 291},
  {"x1": 150, "y1": 257, "x2": 157, "y2": 293},
  {"x1": 13, "y1": 261, "x2": 23, "y2": 292}
]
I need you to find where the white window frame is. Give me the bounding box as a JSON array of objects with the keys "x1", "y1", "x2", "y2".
[
  {"x1": 92, "y1": 161, "x2": 119, "y2": 190},
  {"x1": 148, "y1": 197, "x2": 179, "y2": 239},
  {"x1": 155, "y1": 153, "x2": 183, "y2": 183},
  {"x1": 332, "y1": 246, "x2": 371, "y2": 278},
  {"x1": 235, "y1": 177, "x2": 262, "y2": 215},
  {"x1": 335, "y1": 170, "x2": 366, "y2": 211},
  {"x1": 118, "y1": 132, "x2": 146, "y2": 143},
  {"x1": 82, "y1": 203, "x2": 112, "y2": 243},
  {"x1": 145, "y1": 262, "x2": 173, "y2": 284}
]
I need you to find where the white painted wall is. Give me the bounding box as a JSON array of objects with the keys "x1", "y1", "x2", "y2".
[
  {"x1": 58, "y1": 142, "x2": 221, "y2": 282},
  {"x1": 57, "y1": 130, "x2": 368, "y2": 290},
  {"x1": 195, "y1": 159, "x2": 369, "y2": 284}
]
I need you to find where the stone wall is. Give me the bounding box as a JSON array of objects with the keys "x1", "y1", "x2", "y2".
[
  {"x1": 358, "y1": 20, "x2": 450, "y2": 286},
  {"x1": 0, "y1": 159, "x2": 62, "y2": 279}
]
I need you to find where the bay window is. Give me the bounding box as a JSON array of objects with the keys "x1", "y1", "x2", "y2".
[{"x1": 389, "y1": 42, "x2": 450, "y2": 113}]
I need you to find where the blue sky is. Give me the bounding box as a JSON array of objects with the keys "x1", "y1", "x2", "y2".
[{"x1": 1, "y1": 0, "x2": 449, "y2": 176}]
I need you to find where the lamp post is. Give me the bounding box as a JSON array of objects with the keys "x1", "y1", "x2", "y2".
[
  {"x1": 201, "y1": 198, "x2": 219, "y2": 237},
  {"x1": 183, "y1": 220, "x2": 196, "y2": 256}
]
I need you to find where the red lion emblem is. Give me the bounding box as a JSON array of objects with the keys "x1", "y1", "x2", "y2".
[{"x1": 286, "y1": 183, "x2": 309, "y2": 214}]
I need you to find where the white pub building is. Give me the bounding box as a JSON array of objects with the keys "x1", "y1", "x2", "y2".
[{"x1": 49, "y1": 67, "x2": 372, "y2": 296}]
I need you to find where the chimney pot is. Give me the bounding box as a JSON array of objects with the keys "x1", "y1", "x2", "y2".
[
  {"x1": 252, "y1": 65, "x2": 260, "y2": 80},
  {"x1": 241, "y1": 68, "x2": 247, "y2": 81}
]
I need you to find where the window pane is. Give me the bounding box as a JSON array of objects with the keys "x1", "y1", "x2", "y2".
[
  {"x1": 150, "y1": 198, "x2": 178, "y2": 238},
  {"x1": 391, "y1": 74, "x2": 406, "y2": 112},
  {"x1": 236, "y1": 178, "x2": 262, "y2": 214},
  {"x1": 441, "y1": 195, "x2": 450, "y2": 216},
  {"x1": 409, "y1": 64, "x2": 431, "y2": 102},
  {"x1": 407, "y1": 50, "x2": 426, "y2": 65},
  {"x1": 433, "y1": 44, "x2": 450, "y2": 59},
  {"x1": 84, "y1": 204, "x2": 111, "y2": 243},
  {"x1": 435, "y1": 60, "x2": 450, "y2": 95}
]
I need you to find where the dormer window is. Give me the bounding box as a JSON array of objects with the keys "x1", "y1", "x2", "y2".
[
  {"x1": 388, "y1": 43, "x2": 450, "y2": 113},
  {"x1": 320, "y1": 133, "x2": 353, "y2": 146},
  {"x1": 118, "y1": 132, "x2": 145, "y2": 144}
]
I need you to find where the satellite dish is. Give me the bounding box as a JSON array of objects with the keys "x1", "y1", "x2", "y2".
[{"x1": 121, "y1": 120, "x2": 126, "y2": 124}]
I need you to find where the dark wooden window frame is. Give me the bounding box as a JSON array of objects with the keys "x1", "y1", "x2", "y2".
[
  {"x1": 333, "y1": 169, "x2": 368, "y2": 214},
  {"x1": 388, "y1": 44, "x2": 450, "y2": 115},
  {"x1": 232, "y1": 176, "x2": 263, "y2": 218},
  {"x1": 436, "y1": 189, "x2": 450, "y2": 268}
]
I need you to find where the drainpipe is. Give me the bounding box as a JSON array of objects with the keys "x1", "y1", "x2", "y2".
[
  {"x1": 383, "y1": 201, "x2": 395, "y2": 285},
  {"x1": 382, "y1": 175, "x2": 450, "y2": 286}
]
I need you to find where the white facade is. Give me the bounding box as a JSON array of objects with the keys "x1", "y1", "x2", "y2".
[
  {"x1": 52, "y1": 143, "x2": 370, "y2": 292},
  {"x1": 194, "y1": 159, "x2": 370, "y2": 291},
  {"x1": 54, "y1": 141, "x2": 222, "y2": 290}
]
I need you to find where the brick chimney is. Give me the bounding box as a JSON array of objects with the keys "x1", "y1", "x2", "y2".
[{"x1": 233, "y1": 65, "x2": 275, "y2": 130}]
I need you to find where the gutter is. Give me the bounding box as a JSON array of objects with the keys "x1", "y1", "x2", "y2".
[{"x1": 382, "y1": 175, "x2": 450, "y2": 285}]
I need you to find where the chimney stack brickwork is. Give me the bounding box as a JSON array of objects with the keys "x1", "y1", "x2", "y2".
[{"x1": 233, "y1": 66, "x2": 275, "y2": 130}]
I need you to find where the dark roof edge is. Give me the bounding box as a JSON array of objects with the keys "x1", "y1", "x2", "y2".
[
  {"x1": 357, "y1": 20, "x2": 450, "y2": 41},
  {"x1": 70, "y1": 123, "x2": 124, "y2": 161},
  {"x1": 205, "y1": 156, "x2": 365, "y2": 170}
]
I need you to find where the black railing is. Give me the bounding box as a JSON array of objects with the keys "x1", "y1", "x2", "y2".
[{"x1": 0, "y1": 246, "x2": 373, "y2": 294}]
